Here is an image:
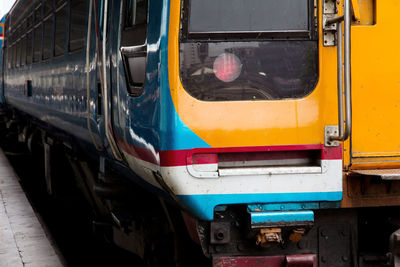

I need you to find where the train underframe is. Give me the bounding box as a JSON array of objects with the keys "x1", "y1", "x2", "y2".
[{"x1": 2, "y1": 109, "x2": 400, "y2": 267}]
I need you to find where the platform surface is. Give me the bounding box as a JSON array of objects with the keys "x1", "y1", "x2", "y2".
[{"x1": 0, "y1": 149, "x2": 63, "y2": 267}]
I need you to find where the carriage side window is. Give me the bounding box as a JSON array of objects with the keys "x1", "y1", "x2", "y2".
[
  {"x1": 54, "y1": 2, "x2": 67, "y2": 57},
  {"x1": 26, "y1": 31, "x2": 33, "y2": 64},
  {"x1": 33, "y1": 4, "x2": 42, "y2": 63},
  {"x1": 33, "y1": 25, "x2": 42, "y2": 63},
  {"x1": 6, "y1": 29, "x2": 12, "y2": 69},
  {"x1": 20, "y1": 32, "x2": 26, "y2": 66},
  {"x1": 26, "y1": 15, "x2": 33, "y2": 65},
  {"x1": 34, "y1": 4, "x2": 42, "y2": 25},
  {"x1": 42, "y1": 15, "x2": 53, "y2": 60},
  {"x1": 44, "y1": 0, "x2": 53, "y2": 18},
  {"x1": 42, "y1": 0, "x2": 54, "y2": 60},
  {"x1": 11, "y1": 44, "x2": 15, "y2": 69},
  {"x1": 15, "y1": 27, "x2": 21, "y2": 67},
  {"x1": 121, "y1": 0, "x2": 148, "y2": 96},
  {"x1": 13, "y1": 41, "x2": 17, "y2": 68},
  {"x1": 69, "y1": 0, "x2": 86, "y2": 52},
  {"x1": 8, "y1": 44, "x2": 12, "y2": 69}
]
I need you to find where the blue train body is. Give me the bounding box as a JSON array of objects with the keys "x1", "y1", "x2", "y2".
[{"x1": 2, "y1": 0, "x2": 390, "y2": 266}]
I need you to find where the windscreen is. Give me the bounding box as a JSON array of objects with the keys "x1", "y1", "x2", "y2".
[
  {"x1": 180, "y1": 0, "x2": 318, "y2": 102},
  {"x1": 189, "y1": 0, "x2": 309, "y2": 33}
]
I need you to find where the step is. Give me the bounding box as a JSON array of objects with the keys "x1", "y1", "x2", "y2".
[{"x1": 351, "y1": 169, "x2": 400, "y2": 180}]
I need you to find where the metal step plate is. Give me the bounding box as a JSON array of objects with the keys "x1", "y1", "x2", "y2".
[{"x1": 351, "y1": 169, "x2": 400, "y2": 180}]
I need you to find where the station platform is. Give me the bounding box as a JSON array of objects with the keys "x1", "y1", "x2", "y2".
[{"x1": 0, "y1": 149, "x2": 64, "y2": 267}]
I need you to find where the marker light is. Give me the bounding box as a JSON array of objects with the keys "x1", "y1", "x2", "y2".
[{"x1": 213, "y1": 53, "x2": 242, "y2": 82}]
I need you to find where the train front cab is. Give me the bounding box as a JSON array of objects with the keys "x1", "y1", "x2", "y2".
[{"x1": 165, "y1": 0, "x2": 400, "y2": 265}]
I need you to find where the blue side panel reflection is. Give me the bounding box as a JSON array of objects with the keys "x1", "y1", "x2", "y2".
[{"x1": 114, "y1": 0, "x2": 210, "y2": 156}]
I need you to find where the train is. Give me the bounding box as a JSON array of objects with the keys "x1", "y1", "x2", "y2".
[{"x1": 1, "y1": 0, "x2": 400, "y2": 266}]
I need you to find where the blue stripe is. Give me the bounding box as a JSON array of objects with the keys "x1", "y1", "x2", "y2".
[
  {"x1": 158, "y1": 0, "x2": 211, "y2": 151},
  {"x1": 178, "y1": 191, "x2": 342, "y2": 220},
  {"x1": 247, "y1": 201, "x2": 341, "y2": 212},
  {"x1": 251, "y1": 211, "x2": 314, "y2": 224}
]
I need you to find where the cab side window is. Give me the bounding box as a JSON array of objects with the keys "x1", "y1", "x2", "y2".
[{"x1": 121, "y1": 0, "x2": 148, "y2": 96}]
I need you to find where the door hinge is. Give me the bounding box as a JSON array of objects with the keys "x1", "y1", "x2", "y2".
[{"x1": 323, "y1": 0, "x2": 338, "y2": 46}]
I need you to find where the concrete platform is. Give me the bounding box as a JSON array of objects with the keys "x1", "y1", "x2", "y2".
[{"x1": 0, "y1": 149, "x2": 64, "y2": 267}]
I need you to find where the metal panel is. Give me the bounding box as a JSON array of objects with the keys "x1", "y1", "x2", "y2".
[
  {"x1": 350, "y1": 1, "x2": 400, "y2": 167},
  {"x1": 250, "y1": 211, "x2": 314, "y2": 228}
]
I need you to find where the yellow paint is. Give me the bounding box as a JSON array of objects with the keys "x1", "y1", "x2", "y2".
[
  {"x1": 350, "y1": 1, "x2": 400, "y2": 168},
  {"x1": 352, "y1": 0, "x2": 375, "y2": 25},
  {"x1": 352, "y1": 0, "x2": 362, "y2": 22},
  {"x1": 168, "y1": 0, "x2": 339, "y2": 148}
]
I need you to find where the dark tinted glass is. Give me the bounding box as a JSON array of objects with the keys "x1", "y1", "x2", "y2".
[
  {"x1": 44, "y1": 0, "x2": 53, "y2": 17},
  {"x1": 33, "y1": 25, "x2": 42, "y2": 62},
  {"x1": 16, "y1": 39, "x2": 21, "y2": 67},
  {"x1": 126, "y1": 0, "x2": 147, "y2": 27},
  {"x1": 21, "y1": 19, "x2": 27, "y2": 33},
  {"x1": 43, "y1": 17, "x2": 52, "y2": 60},
  {"x1": 69, "y1": 0, "x2": 86, "y2": 51},
  {"x1": 189, "y1": 0, "x2": 308, "y2": 33},
  {"x1": 16, "y1": 26, "x2": 21, "y2": 39},
  {"x1": 11, "y1": 45, "x2": 16, "y2": 68},
  {"x1": 54, "y1": 5, "x2": 67, "y2": 56},
  {"x1": 26, "y1": 15, "x2": 33, "y2": 30},
  {"x1": 180, "y1": 41, "x2": 318, "y2": 101},
  {"x1": 26, "y1": 32, "x2": 33, "y2": 64},
  {"x1": 7, "y1": 45, "x2": 11, "y2": 69},
  {"x1": 20, "y1": 35, "x2": 26, "y2": 66},
  {"x1": 34, "y1": 5, "x2": 42, "y2": 24}
]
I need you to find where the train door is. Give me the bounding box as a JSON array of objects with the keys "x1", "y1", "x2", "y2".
[{"x1": 348, "y1": 1, "x2": 400, "y2": 169}]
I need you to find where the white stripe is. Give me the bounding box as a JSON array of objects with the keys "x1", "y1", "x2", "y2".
[
  {"x1": 161, "y1": 160, "x2": 342, "y2": 196},
  {"x1": 122, "y1": 150, "x2": 342, "y2": 197}
]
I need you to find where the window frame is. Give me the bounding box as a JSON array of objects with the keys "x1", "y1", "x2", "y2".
[
  {"x1": 120, "y1": 0, "x2": 149, "y2": 97},
  {"x1": 181, "y1": 0, "x2": 318, "y2": 41}
]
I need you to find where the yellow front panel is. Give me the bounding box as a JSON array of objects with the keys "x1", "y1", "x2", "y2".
[
  {"x1": 351, "y1": 1, "x2": 400, "y2": 166},
  {"x1": 168, "y1": 0, "x2": 338, "y2": 148}
]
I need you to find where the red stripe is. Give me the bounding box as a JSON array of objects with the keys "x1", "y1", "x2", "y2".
[
  {"x1": 164, "y1": 144, "x2": 341, "y2": 167},
  {"x1": 116, "y1": 142, "x2": 342, "y2": 167}
]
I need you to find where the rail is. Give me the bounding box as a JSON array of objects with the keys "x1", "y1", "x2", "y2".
[{"x1": 328, "y1": 0, "x2": 352, "y2": 142}]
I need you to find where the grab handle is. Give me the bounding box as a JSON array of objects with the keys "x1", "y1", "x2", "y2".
[{"x1": 328, "y1": 0, "x2": 352, "y2": 142}]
